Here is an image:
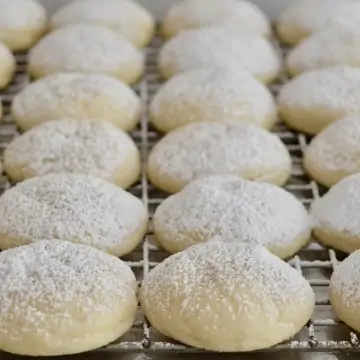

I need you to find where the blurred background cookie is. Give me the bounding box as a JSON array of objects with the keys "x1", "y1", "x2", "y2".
[
  {"x1": 50, "y1": 0, "x2": 155, "y2": 48},
  {"x1": 28, "y1": 24, "x2": 144, "y2": 84},
  {"x1": 161, "y1": 0, "x2": 271, "y2": 39},
  {"x1": 0, "y1": 0, "x2": 47, "y2": 51}
]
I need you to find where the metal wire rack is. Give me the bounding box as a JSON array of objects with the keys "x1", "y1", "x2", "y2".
[{"x1": 0, "y1": 35, "x2": 359, "y2": 358}]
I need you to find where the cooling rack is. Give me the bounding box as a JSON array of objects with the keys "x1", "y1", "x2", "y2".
[{"x1": 0, "y1": 36, "x2": 359, "y2": 358}]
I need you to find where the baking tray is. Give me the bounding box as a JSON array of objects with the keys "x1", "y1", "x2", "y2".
[{"x1": 0, "y1": 22, "x2": 359, "y2": 360}]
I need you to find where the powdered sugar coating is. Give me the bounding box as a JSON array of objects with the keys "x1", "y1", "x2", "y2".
[
  {"x1": 0, "y1": 0, "x2": 46, "y2": 51},
  {"x1": 147, "y1": 122, "x2": 291, "y2": 193},
  {"x1": 0, "y1": 173, "x2": 148, "y2": 256},
  {"x1": 279, "y1": 66, "x2": 360, "y2": 110},
  {"x1": 276, "y1": 0, "x2": 353, "y2": 45},
  {"x1": 150, "y1": 66, "x2": 277, "y2": 132},
  {"x1": 0, "y1": 240, "x2": 137, "y2": 356},
  {"x1": 140, "y1": 241, "x2": 315, "y2": 351},
  {"x1": 287, "y1": 27, "x2": 360, "y2": 76},
  {"x1": 311, "y1": 174, "x2": 360, "y2": 248},
  {"x1": 4, "y1": 118, "x2": 140, "y2": 187},
  {"x1": 28, "y1": 24, "x2": 144, "y2": 84},
  {"x1": 304, "y1": 117, "x2": 360, "y2": 187},
  {"x1": 11, "y1": 73, "x2": 141, "y2": 131},
  {"x1": 50, "y1": 0, "x2": 155, "y2": 47},
  {"x1": 329, "y1": 248, "x2": 360, "y2": 336},
  {"x1": 158, "y1": 26, "x2": 281, "y2": 83},
  {"x1": 154, "y1": 175, "x2": 311, "y2": 258},
  {"x1": 322, "y1": 2, "x2": 360, "y2": 32},
  {"x1": 330, "y1": 250, "x2": 360, "y2": 309},
  {"x1": 311, "y1": 173, "x2": 360, "y2": 234},
  {"x1": 330, "y1": 249, "x2": 360, "y2": 334},
  {"x1": 161, "y1": 0, "x2": 271, "y2": 39},
  {"x1": 278, "y1": 66, "x2": 360, "y2": 134},
  {"x1": 0, "y1": 0, "x2": 46, "y2": 30}
]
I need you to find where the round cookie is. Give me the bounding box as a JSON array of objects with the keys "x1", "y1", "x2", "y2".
[
  {"x1": 147, "y1": 122, "x2": 292, "y2": 193},
  {"x1": 150, "y1": 67, "x2": 277, "y2": 133},
  {"x1": 50, "y1": 0, "x2": 155, "y2": 48},
  {"x1": 140, "y1": 241, "x2": 315, "y2": 352},
  {"x1": 0, "y1": 240, "x2": 137, "y2": 356},
  {"x1": 330, "y1": 249, "x2": 360, "y2": 334},
  {"x1": 304, "y1": 117, "x2": 360, "y2": 188},
  {"x1": 4, "y1": 118, "x2": 141, "y2": 188},
  {"x1": 0, "y1": 173, "x2": 148, "y2": 256},
  {"x1": 11, "y1": 73, "x2": 141, "y2": 132},
  {"x1": 28, "y1": 24, "x2": 144, "y2": 85},
  {"x1": 0, "y1": 0, "x2": 47, "y2": 51},
  {"x1": 158, "y1": 26, "x2": 281, "y2": 84},
  {"x1": 153, "y1": 175, "x2": 311, "y2": 258},
  {"x1": 278, "y1": 66, "x2": 360, "y2": 135},
  {"x1": 286, "y1": 27, "x2": 360, "y2": 77},
  {"x1": 276, "y1": 0, "x2": 352, "y2": 46},
  {"x1": 161, "y1": 0, "x2": 271, "y2": 39},
  {"x1": 0, "y1": 42, "x2": 15, "y2": 89},
  {"x1": 311, "y1": 173, "x2": 360, "y2": 253}
]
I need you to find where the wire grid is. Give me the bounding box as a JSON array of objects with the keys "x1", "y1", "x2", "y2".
[{"x1": 0, "y1": 38, "x2": 359, "y2": 356}]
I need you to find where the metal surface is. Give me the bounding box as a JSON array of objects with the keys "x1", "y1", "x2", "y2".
[{"x1": 0, "y1": 36, "x2": 358, "y2": 359}]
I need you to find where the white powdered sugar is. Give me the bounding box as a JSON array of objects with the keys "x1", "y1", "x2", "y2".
[
  {"x1": 330, "y1": 250, "x2": 360, "y2": 308},
  {"x1": 0, "y1": 240, "x2": 137, "y2": 344},
  {"x1": 11, "y1": 73, "x2": 140, "y2": 131},
  {"x1": 28, "y1": 24, "x2": 144, "y2": 76},
  {"x1": 323, "y1": 2, "x2": 360, "y2": 32},
  {"x1": 0, "y1": 0, "x2": 46, "y2": 29},
  {"x1": 0, "y1": 173, "x2": 148, "y2": 254},
  {"x1": 330, "y1": 249, "x2": 360, "y2": 336},
  {"x1": 148, "y1": 122, "x2": 291, "y2": 185},
  {"x1": 278, "y1": 66, "x2": 360, "y2": 113},
  {"x1": 153, "y1": 175, "x2": 310, "y2": 258},
  {"x1": 51, "y1": 0, "x2": 149, "y2": 29},
  {"x1": 150, "y1": 66, "x2": 277, "y2": 132},
  {"x1": 305, "y1": 117, "x2": 360, "y2": 173},
  {"x1": 141, "y1": 241, "x2": 314, "y2": 350},
  {"x1": 4, "y1": 118, "x2": 139, "y2": 181},
  {"x1": 143, "y1": 241, "x2": 313, "y2": 312},
  {"x1": 50, "y1": 0, "x2": 154, "y2": 47},
  {"x1": 311, "y1": 174, "x2": 360, "y2": 236},
  {"x1": 162, "y1": 0, "x2": 270, "y2": 38},
  {"x1": 158, "y1": 26, "x2": 281, "y2": 81},
  {"x1": 277, "y1": 0, "x2": 353, "y2": 41},
  {"x1": 287, "y1": 27, "x2": 360, "y2": 75}
]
